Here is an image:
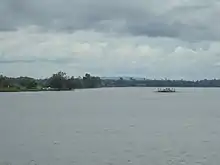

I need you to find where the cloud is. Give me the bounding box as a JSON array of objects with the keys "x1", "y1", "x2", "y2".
[
  {"x1": 0, "y1": 0, "x2": 220, "y2": 41},
  {"x1": 0, "y1": 58, "x2": 78, "y2": 64},
  {"x1": 0, "y1": 0, "x2": 220, "y2": 79},
  {"x1": 0, "y1": 28, "x2": 220, "y2": 79}
]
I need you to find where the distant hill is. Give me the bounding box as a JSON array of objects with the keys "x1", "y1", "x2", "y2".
[{"x1": 101, "y1": 77, "x2": 146, "y2": 80}]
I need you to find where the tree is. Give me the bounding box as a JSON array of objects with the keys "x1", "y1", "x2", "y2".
[
  {"x1": 26, "y1": 79, "x2": 37, "y2": 89},
  {"x1": 82, "y1": 73, "x2": 101, "y2": 88},
  {"x1": 19, "y1": 77, "x2": 37, "y2": 89},
  {"x1": 0, "y1": 75, "x2": 11, "y2": 88},
  {"x1": 85, "y1": 73, "x2": 91, "y2": 79},
  {"x1": 83, "y1": 73, "x2": 91, "y2": 88},
  {"x1": 66, "y1": 76, "x2": 76, "y2": 89},
  {"x1": 47, "y1": 71, "x2": 74, "y2": 90},
  {"x1": 47, "y1": 71, "x2": 68, "y2": 89}
]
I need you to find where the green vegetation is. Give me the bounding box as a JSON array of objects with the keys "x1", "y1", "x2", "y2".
[
  {"x1": 1, "y1": 72, "x2": 220, "y2": 92},
  {"x1": 0, "y1": 72, "x2": 101, "y2": 92},
  {"x1": 102, "y1": 78, "x2": 220, "y2": 87}
]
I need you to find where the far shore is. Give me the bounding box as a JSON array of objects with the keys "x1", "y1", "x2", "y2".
[
  {"x1": 0, "y1": 88, "x2": 74, "y2": 92},
  {"x1": 1, "y1": 86, "x2": 220, "y2": 93},
  {"x1": 1, "y1": 72, "x2": 220, "y2": 92}
]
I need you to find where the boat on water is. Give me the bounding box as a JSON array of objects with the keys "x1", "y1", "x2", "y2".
[{"x1": 156, "y1": 87, "x2": 176, "y2": 93}]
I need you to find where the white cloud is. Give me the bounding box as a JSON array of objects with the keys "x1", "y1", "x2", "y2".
[
  {"x1": 0, "y1": 27, "x2": 220, "y2": 79},
  {"x1": 1, "y1": 0, "x2": 220, "y2": 80}
]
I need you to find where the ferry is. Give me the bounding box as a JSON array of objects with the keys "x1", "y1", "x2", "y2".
[{"x1": 156, "y1": 87, "x2": 176, "y2": 93}]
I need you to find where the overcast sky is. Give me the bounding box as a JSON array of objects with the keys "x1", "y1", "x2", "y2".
[{"x1": 0, "y1": 0, "x2": 220, "y2": 79}]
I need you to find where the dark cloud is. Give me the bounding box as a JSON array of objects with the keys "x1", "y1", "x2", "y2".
[
  {"x1": 0, "y1": 0, "x2": 219, "y2": 41},
  {"x1": 0, "y1": 57, "x2": 78, "y2": 64},
  {"x1": 127, "y1": 21, "x2": 180, "y2": 38}
]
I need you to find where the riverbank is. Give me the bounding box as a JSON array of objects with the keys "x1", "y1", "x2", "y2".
[{"x1": 0, "y1": 88, "x2": 74, "y2": 92}]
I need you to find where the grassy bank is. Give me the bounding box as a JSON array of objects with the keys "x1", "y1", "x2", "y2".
[
  {"x1": 0, "y1": 88, "x2": 73, "y2": 92},
  {"x1": 0, "y1": 88, "x2": 21, "y2": 92}
]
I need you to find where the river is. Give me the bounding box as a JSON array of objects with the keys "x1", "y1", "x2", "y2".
[{"x1": 0, "y1": 88, "x2": 220, "y2": 165}]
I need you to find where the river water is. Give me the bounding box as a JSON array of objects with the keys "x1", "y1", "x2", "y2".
[{"x1": 0, "y1": 88, "x2": 220, "y2": 165}]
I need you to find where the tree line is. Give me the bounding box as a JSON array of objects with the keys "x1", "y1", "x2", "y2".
[
  {"x1": 0, "y1": 72, "x2": 102, "y2": 91},
  {"x1": 46, "y1": 72, "x2": 102, "y2": 90},
  {"x1": 102, "y1": 77, "x2": 220, "y2": 87},
  {"x1": 1, "y1": 72, "x2": 220, "y2": 92}
]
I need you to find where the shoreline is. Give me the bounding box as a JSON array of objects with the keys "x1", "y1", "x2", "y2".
[
  {"x1": 1, "y1": 86, "x2": 220, "y2": 92},
  {"x1": 0, "y1": 88, "x2": 74, "y2": 92}
]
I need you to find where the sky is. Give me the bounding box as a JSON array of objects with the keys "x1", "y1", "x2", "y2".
[{"x1": 0, "y1": 0, "x2": 220, "y2": 79}]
